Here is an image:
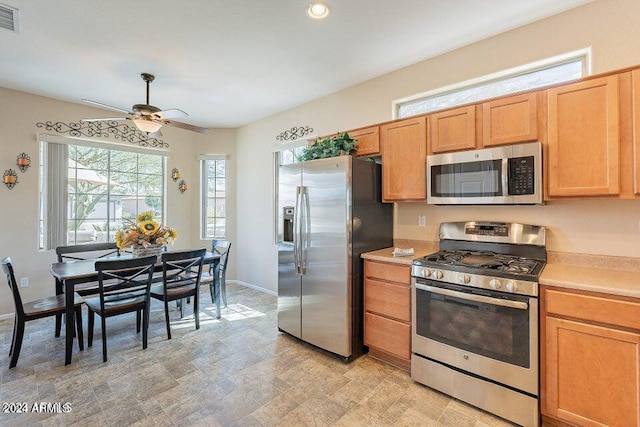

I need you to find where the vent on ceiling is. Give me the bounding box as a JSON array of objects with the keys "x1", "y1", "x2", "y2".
[{"x1": 0, "y1": 4, "x2": 18, "y2": 32}]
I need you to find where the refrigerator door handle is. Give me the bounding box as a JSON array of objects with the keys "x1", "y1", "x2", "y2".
[
  {"x1": 293, "y1": 185, "x2": 302, "y2": 275},
  {"x1": 301, "y1": 186, "x2": 311, "y2": 274}
]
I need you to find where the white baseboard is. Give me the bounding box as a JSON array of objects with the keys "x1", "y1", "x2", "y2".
[
  {"x1": 229, "y1": 280, "x2": 277, "y2": 297},
  {"x1": 0, "y1": 312, "x2": 14, "y2": 321}
]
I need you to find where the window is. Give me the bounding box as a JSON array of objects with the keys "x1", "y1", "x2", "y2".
[
  {"x1": 201, "y1": 157, "x2": 226, "y2": 239},
  {"x1": 39, "y1": 141, "x2": 165, "y2": 249},
  {"x1": 394, "y1": 49, "x2": 590, "y2": 119}
]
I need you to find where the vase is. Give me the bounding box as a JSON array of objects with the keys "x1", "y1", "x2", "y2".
[{"x1": 132, "y1": 244, "x2": 165, "y2": 258}]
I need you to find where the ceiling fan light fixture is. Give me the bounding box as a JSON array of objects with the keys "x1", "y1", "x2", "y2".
[
  {"x1": 307, "y1": 1, "x2": 330, "y2": 19},
  {"x1": 132, "y1": 117, "x2": 162, "y2": 133}
]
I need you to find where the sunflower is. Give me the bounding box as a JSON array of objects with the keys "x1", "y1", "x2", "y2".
[
  {"x1": 139, "y1": 220, "x2": 160, "y2": 236},
  {"x1": 136, "y1": 211, "x2": 154, "y2": 222}
]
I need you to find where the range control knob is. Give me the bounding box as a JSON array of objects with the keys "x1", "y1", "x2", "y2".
[
  {"x1": 423, "y1": 268, "x2": 432, "y2": 278},
  {"x1": 506, "y1": 281, "x2": 519, "y2": 293},
  {"x1": 434, "y1": 270, "x2": 444, "y2": 280},
  {"x1": 458, "y1": 274, "x2": 471, "y2": 284},
  {"x1": 489, "y1": 279, "x2": 502, "y2": 289}
]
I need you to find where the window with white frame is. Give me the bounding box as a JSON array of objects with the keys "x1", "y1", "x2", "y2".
[
  {"x1": 39, "y1": 140, "x2": 165, "y2": 250},
  {"x1": 394, "y1": 49, "x2": 590, "y2": 119},
  {"x1": 201, "y1": 156, "x2": 227, "y2": 239}
]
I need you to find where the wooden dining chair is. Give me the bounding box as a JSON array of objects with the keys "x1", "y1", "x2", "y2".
[
  {"x1": 85, "y1": 255, "x2": 156, "y2": 362},
  {"x1": 150, "y1": 248, "x2": 206, "y2": 340},
  {"x1": 54, "y1": 242, "x2": 123, "y2": 336},
  {"x1": 201, "y1": 240, "x2": 232, "y2": 307},
  {"x1": 1, "y1": 257, "x2": 84, "y2": 368}
]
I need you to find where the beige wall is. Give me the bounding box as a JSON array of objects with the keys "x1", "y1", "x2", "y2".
[
  {"x1": 0, "y1": 87, "x2": 236, "y2": 316},
  {"x1": 236, "y1": 0, "x2": 640, "y2": 293}
]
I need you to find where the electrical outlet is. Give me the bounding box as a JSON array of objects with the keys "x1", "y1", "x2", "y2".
[
  {"x1": 19, "y1": 277, "x2": 29, "y2": 288},
  {"x1": 418, "y1": 215, "x2": 426, "y2": 227}
]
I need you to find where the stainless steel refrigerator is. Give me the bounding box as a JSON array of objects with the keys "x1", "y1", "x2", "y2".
[{"x1": 277, "y1": 156, "x2": 392, "y2": 360}]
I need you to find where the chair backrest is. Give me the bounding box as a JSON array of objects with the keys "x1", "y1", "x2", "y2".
[
  {"x1": 94, "y1": 255, "x2": 157, "y2": 311},
  {"x1": 161, "y1": 248, "x2": 206, "y2": 292},
  {"x1": 57, "y1": 242, "x2": 121, "y2": 262},
  {"x1": 211, "y1": 240, "x2": 231, "y2": 277},
  {"x1": 1, "y1": 257, "x2": 25, "y2": 318}
]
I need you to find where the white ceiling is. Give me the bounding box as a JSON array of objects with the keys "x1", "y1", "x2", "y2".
[{"x1": 0, "y1": 0, "x2": 593, "y2": 128}]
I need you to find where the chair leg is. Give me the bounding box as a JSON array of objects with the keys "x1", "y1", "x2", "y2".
[
  {"x1": 136, "y1": 310, "x2": 141, "y2": 334},
  {"x1": 101, "y1": 315, "x2": 107, "y2": 363},
  {"x1": 9, "y1": 315, "x2": 17, "y2": 356},
  {"x1": 164, "y1": 299, "x2": 172, "y2": 340},
  {"x1": 55, "y1": 313, "x2": 62, "y2": 337},
  {"x1": 180, "y1": 298, "x2": 184, "y2": 318},
  {"x1": 209, "y1": 281, "x2": 215, "y2": 306},
  {"x1": 194, "y1": 291, "x2": 200, "y2": 330},
  {"x1": 221, "y1": 278, "x2": 228, "y2": 308},
  {"x1": 75, "y1": 308, "x2": 84, "y2": 351},
  {"x1": 9, "y1": 320, "x2": 25, "y2": 369},
  {"x1": 88, "y1": 310, "x2": 94, "y2": 347},
  {"x1": 143, "y1": 305, "x2": 150, "y2": 350}
]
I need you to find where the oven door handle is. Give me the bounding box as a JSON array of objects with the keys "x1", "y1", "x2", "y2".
[{"x1": 415, "y1": 283, "x2": 529, "y2": 310}]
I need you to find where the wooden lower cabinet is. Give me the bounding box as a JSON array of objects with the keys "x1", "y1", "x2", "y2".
[
  {"x1": 541, "y1": 286, "x2": 640, "y2": 427},
  {"x1": 364, "y1": 260, "x2": 411, "y2": 371}
]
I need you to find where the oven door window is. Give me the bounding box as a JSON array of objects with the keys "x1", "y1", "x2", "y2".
[
  {"x1": 431, "y1": 159, "x2": 502, "y2": 197},
  {"x1": 415, "y1": 282, "x2": 530, "y2": 368}
]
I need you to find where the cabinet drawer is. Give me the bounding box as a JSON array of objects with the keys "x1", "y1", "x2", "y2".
[
  {"x1": 364, "y1": 312, "x2": 411, "y2": 360},
  {"x1": 365, "y1": 278, "x2": 410, "y2": 322},
  {"x1": 545, "y1": 288, "x2": 640, "y2": 330},
  {"x1": 365, "y1": 261, "x2": 410, "y2": 284}
]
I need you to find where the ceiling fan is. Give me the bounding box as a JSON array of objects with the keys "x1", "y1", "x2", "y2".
[{"x1": 81, "y1": 73, "x2": 208, "y2": 136}]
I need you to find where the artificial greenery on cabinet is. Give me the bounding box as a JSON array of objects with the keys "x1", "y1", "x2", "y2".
[{"x1": 297, "y1": 132, "x2": 357, "y2": 161}]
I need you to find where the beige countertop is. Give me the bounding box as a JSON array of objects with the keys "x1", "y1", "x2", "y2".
[{"x1": 362, "y1": 245, "x2": 640, "y2": 299}]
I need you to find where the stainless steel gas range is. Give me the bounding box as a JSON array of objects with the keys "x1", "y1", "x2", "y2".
[{"x1": 411, "y1": 221, "x2": 546, "y2": 427}]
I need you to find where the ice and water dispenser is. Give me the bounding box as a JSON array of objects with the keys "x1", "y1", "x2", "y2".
[{"x1": 283, "y1": 206, "x2": 294, "y2": 243}]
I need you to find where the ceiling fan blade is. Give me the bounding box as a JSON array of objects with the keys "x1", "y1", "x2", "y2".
[
  {"x1": 82, "y1": 99, "x2": 131, "y2": 114},
  {"x1": 80, "y1": 117, "x2": 129, "y2": 122},
  {"x1": 157, "y1": 108, "x2": 188, "y2": 119},
  {"x1": 162, "y1": 119, "x2": 209, "y2": 134}
]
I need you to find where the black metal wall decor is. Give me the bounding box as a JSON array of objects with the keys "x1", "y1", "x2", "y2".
[
  {"x1": 178, "y1": 179, "x2": 188, "y2": 194},
  {"x1": 276, "y1": 125, "x2": 314, "y2": 141},
  {"x1": 3, "y1": 169, "x2": 18, "y2": 189},
  {"x1": 171, "y1": 168, "x2": 180, "y2": 181},
  {"x1": 16, "y1": 153, "x2": 30, "y2": 172},
  {"x1": 36, "y1": 120, "x2": 169, "y2": 148}
]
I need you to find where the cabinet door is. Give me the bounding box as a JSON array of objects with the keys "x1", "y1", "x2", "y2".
[
  {"x1": 351, "y1": 126, "x2": 380, "y2": 157},
  {"x1": 364, "y1": 312, "x2": 411, "y2": 360},
  {"x1": 380, "y1": 116, "x2": 427, "y2": 201},
  {"x1": 429, "y1": 105, "x2": 476, "y2": 153},
  {"x1": 482, "y1": 92, "x2": 538, "y2": 147},
  {"x1": 547, "y1": 76, "x2": 620, "y2": 197},
  {"x1": 544, "y1": 317, "x2": 640, "y2": 427},
  {"x1": 633, "y1": 70, "x2": 640, "y2": 195}
]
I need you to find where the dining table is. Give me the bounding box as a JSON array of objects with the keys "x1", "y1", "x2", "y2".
[{"x1": 50, "y1": 251, "x2": 221, "y2": 365}]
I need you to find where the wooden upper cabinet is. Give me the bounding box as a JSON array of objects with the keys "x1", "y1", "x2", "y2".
[
  {"x1": 350, "y1": 126, "x2": 380, "y2": 156},
  {"x1": 633, "y1": 70, "x2": 640, "y2": 195},
  {"x1": 547, "y1": 75, "x2": 620, "y2": 197},
  {"x1": 428, "y1": 105, "x2": 476, "y2": 154},
  {"x1": 380, "y1": 116, "x2": 427, "y2": 201},
  {"x1": 482, "y1": 92, "x2": 539, "y2": 147}
]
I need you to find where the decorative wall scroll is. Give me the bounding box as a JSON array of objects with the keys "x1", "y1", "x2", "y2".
[
  {"x1": 36, "y1": 120, "x2": 169, "y2": 148},
  {"x1": 276, "y1": 125, "x2": 314, "y2": 141}
]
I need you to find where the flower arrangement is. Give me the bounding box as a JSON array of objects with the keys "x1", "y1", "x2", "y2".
[{"x1": 115, "y1": 211, "x2": 178, "y2": 250}]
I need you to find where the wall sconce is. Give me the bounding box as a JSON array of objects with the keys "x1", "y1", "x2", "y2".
[
  {"x1": 3, "y1": 169, "x2": 18, "y2": 189},
  {"x1": 178, "y1": 179, "x2": 188, "y2": 194},
  {"x1": 16, "y1": 153, "x2": 31, "y2": 172},
  {"x1": 171, "y1": 168, "x2": 180, "y2": 181}
]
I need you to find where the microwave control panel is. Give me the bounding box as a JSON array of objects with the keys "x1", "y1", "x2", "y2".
[{"x1": 508, "y1": 156, "x2": 535, "y2": 195}]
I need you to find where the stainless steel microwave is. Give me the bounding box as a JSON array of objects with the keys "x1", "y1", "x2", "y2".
[{"x1": 427, "y1": 142, "x2": 542, "y2": 205}]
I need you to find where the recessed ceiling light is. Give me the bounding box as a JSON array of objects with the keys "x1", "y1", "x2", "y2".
[{"x1": 307, "y1": 1, "x2": 330, "y2": 20}]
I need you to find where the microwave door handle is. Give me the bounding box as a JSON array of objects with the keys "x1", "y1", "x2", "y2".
[
  {"x1": 502, "y1": 158, "x2": 510, "y2": 196},
  {"x1": 415, "y1": 283, "x2": 529, "y2": 310}
]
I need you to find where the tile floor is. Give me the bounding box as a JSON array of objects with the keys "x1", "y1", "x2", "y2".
[{"x1": 0, "y1": 283, "x2": 516, "y2": 426}]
